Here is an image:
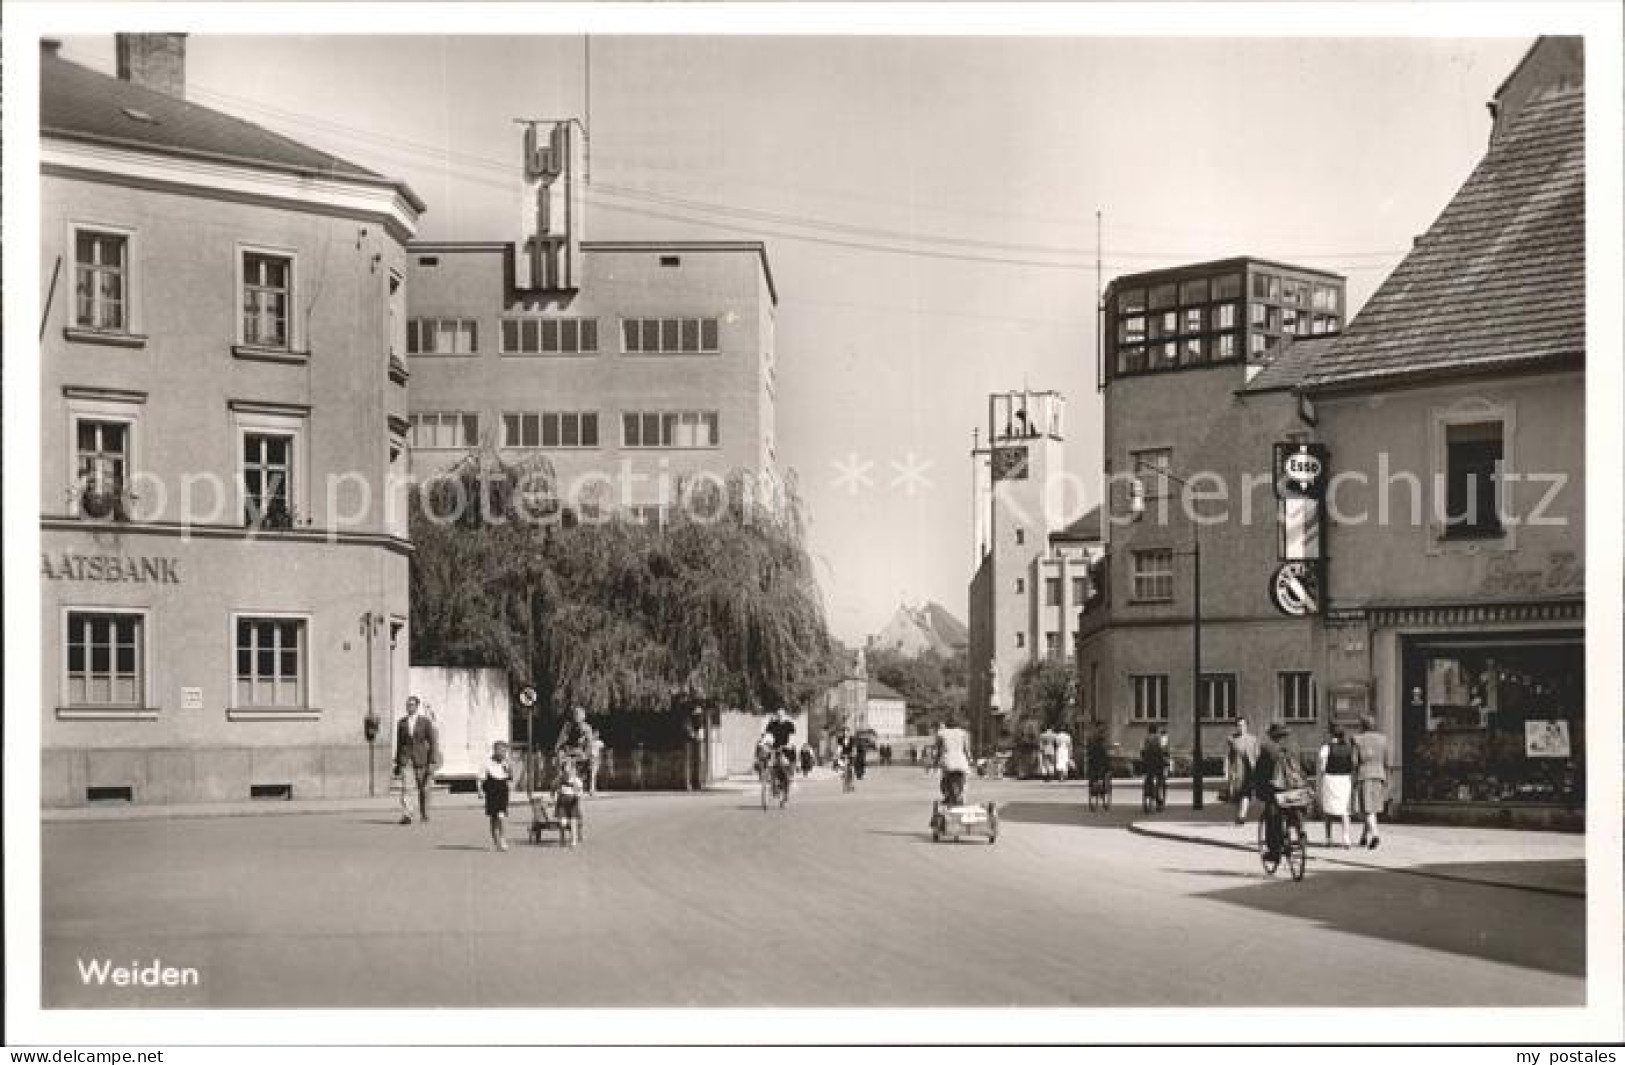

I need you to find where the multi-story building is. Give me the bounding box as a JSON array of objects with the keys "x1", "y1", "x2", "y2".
[
  {"x1": 403, "y1": 122, "x2": 779, "y2": 522},
  {"x1": 1076, "y1": 259, "x2": 1347, "y2": 767},
  {"x1": 966, "y1": 391, "x2": 1100, "y2": 754},
  {"x1": 1304, "y1": 37, "x2": 1585, "y2": 826},
  {"x1": 38, "y1": 37, "x2": 424, "y2": 805}
]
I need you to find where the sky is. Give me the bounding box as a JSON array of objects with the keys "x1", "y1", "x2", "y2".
[{"x1": 58, "y1": 30, "x2": 1534, "y2": 644}]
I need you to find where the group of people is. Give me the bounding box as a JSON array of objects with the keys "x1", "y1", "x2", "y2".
[
  {"x1": 1036, "y1": 727, "x2": 1076, "y2": 781},
  {"x1": 1224, "y1": 715, "x2": 1390, "y2": 855}
]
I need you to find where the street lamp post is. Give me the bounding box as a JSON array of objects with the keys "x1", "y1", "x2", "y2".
[{"x1": 1131, "y1": 460, "x2": 1205, "y2": 812}]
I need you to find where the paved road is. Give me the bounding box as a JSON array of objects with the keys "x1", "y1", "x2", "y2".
[{"x1": 41, "y1": 769, "x2": 1583, "y2": 1008}]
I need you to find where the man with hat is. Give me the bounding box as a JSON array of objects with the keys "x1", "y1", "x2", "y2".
[{"x1": 1253, "y1": 720, "x2": 1305, "y2": 860}]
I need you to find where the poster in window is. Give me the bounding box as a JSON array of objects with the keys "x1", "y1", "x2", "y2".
[
  {"x1": 991, "y1": 445, "x2": 1029, "y2": 481},
  {"x1": 1524, "y1": 720, "x2": 1571, "y2": 758}
]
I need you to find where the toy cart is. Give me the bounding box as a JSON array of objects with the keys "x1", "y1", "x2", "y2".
[{"x1": 930, "y1": 800, "x2": 999, "y2": 844}]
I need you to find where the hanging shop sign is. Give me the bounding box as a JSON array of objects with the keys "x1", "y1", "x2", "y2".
[
  {"x1": 1269, "y1": 561, "x2": 1322, "y2": 617},
  {"x1": 1274, "y1": 442, "x2": 1330, "y2": 499}
]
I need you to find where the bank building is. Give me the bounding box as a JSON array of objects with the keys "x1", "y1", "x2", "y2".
[{"x1": 39, "y1": 36, "x2": 423, "y2": 805}]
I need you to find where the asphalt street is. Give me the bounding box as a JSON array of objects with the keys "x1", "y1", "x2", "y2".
[{"x1": 40, "y1": 769, "x2": 1584, "y2": 1008}]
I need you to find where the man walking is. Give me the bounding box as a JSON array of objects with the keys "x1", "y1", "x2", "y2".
[
  {"x1": 394, "y1": 696, "x2": 441, "y2": 824},
  {"x1": 1225, "y1": 718, "x2": 1260, "y2": 825},
  {"x1": 1352, "y1": 714, "x2": 1389, "y2": 849}
]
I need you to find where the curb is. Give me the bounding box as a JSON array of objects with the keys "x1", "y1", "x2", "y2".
[{"x1": 1127, "y1": 821, "x2": 1586, "y2": 899}]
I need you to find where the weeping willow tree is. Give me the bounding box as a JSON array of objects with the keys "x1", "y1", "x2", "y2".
[{"x1": 409, "y1": 452, "x2": 840, "y2": 724}]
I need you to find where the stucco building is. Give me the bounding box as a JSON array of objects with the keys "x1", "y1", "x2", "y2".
[
  {"x1": 39, "y1": 37, "x2": 424, "y2": 805},
  {"x1": 1076, "y1": 258, "x2": 1346, "y2": 768},
  {"x1": 403, "y1": 122, "x2": 780, "y2": 523}
]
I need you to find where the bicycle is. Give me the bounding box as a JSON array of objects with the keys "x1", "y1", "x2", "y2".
[
  {"x1": 758, "y1": 749, "x2": 793, "y2": 810},
  {"x1": 837, "y1": 755, "x2": 856, "y2": 793},
  {"x1": 1141, "y1": 767, "x2": 1167, "y2": 813},
  {"x1": 1258, "y1": 787, "x2": 1311, "y2": 880},
  {"x1": 1087, "y1": 768, "x2": 1113, "y2": 812}
]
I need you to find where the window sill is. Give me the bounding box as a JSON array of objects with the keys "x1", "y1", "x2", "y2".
[
  {"x1": 619, "y1": 352, "x2": 722, "y2": 359},
  {"x1": 411, "y1": 351, "x2": 481, "y2": 359},
  {"x1": 63, "y1": 328, "x2": 148, "y2": 349},
  {"x1": 228, "y1": 707, "x2": 321, "y2": 722},
  {"x1": 1127, "y1": 597, "x2": 1174, "y2": 606},
  {"x1": 232, "y1": 344, "x2": 309, "y2": 365},
  {"x1": 57, "y1": 706, "x2": 159, "y2": 721},
  {"x1": 499, "y1": 351, "x2": 601, "y2": 358}
]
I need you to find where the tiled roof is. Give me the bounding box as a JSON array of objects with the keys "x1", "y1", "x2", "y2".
[
  {"x1": 866, "y1": 680, "x2": 906, "y2": 702},
  {"x1": 1050, "y1": 504, "x2": 1102, "y2": 542},
  {"x1": 1238, "y1": 336, "x2": 1340, "y2": 394},
  {"x1": 1303, "y1": 85, "x2": 1583, "y2": 390},
  {"x1": 41, "y1": 51, "x2": 423, "y2": 207}
]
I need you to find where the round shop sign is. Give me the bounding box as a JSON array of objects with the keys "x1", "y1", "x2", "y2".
[
  {"x1": 1270, "y1": 562, "x2": 1321, "y2": 617},
  {"x1": 517, "y1": 685, "x2": 538, "y2": 708}
]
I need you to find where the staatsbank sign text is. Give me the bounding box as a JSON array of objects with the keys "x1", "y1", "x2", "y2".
[{"x1": 41, "y1": 553, "x2": 180, "y2": 583}]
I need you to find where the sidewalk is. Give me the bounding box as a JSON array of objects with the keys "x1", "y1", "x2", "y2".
[{"x1": 1129, "y1": 815, "x2": 1587, "y2": 898}]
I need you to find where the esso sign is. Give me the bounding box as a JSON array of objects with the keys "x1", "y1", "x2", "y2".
[{"x1": 1284, "y1": 453, "x2": 1324, "y2": 486}]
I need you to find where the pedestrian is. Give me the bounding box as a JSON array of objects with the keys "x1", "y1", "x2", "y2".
[
  {"x1": 393, "y1": 695, "x2": 441, "y2": 825},
  {"x1": 1038, "y1": 727, "x2": 1057, "y2": 781},
  {"x1": 1317, "y1": 723, "x2": 1356, "y2": 848},
  {"x1": 854, "y1": 737, "x2": 868, "y2": 780},
  {"x1": 1225, "y1": 718, "x2": 1259, "y2": 825},
  {"x1": 480, "y1": 740, "x2": 513, "y2": 851},
  {"x1": 1054, "y1": 727, "x2": 1074, "y2": 782},
  {"x1": 588, "y1": 728, "x2": 605, "y2": 797},
  {"x1": 799, "y1": 743, "x2": 815, "y2": 777},
  {"x1": 1352, "y1": 714, "x2": 1389, "y2": 850},
  {"x1": 554, "y1": 756, "x2": 584, "y2": 847},
  {"x1": 911, "y1": 746, "x2": 920, "y2": 768}
]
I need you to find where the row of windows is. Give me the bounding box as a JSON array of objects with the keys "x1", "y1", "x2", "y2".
[
  {"x1": 65, "y1": 612, "x2": 307, "y2": 711},
  {"x1": 1130, "y1": 671, "x2": 1318, "y2": 723},
  {"x1": 1251, "y1": 273, "x2": 1341, "y2": 313},
  {"x1": 405, "y1": 316, "x2": 726, "y2": 357},
  {"x1": 409, "y1": 410, "x2": 722, "y2": 451},
  {"x1": 1011, "y1": 576, "x2": 1090, "y2": 605},
  {"x1": 1118, "y1": 273, "x2": 1245, "y2": 315},
  {"x1": 1010, "y1": 630, "x2": 1074, "y2": 658}
]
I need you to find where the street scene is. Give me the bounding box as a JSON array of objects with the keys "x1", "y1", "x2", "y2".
[
  {"x1": 42, "y1": 771, "x2": 1584, "y2": 1008},
  {"x1": 17, "y1": 15, "x2": 1615, "y2": 1045}
]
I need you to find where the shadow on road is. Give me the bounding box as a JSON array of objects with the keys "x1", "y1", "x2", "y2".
[
  {"x1": 1196, "y1": 861, "x2": 1585, "y2": 977},
  {"x1": 994, "y1": 801, "x2": 1142, "y2": 830}
]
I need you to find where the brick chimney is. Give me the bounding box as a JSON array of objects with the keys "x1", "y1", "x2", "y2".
[{"x1": 115, "y1": 33, "x2": 187, "y2": 99}]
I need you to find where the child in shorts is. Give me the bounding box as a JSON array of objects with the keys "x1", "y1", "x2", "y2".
[
  {"x1": 555, "y1": 757, "x2": 584, "y2": 847},
  {"x1": 480, "y1": 741, "x2": 513, "y2": 851}
]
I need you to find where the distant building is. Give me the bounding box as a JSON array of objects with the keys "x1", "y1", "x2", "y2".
[
  {"x1": 1075, "y1": 257, "x2": 1347, "y2": 764},
  {"x1": 966, "y1": 391, "x2": 1101, "y2": 754},
  {"x1": 867, "y1": 601, "x2": 968, "y2": 658},
  {"x1": 864, "y1": 681, "x2": 908, "y2": 741},
  {"x1": 38, "y1": 37, "x2": 423, "y2": 806},
  {"x1": 403, "y1": 121, "x2": 780, "y2": 524}
]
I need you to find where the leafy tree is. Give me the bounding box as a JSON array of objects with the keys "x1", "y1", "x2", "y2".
[{"x1": 1011, "y1": 658, "x2": 1075, "y2": 732}]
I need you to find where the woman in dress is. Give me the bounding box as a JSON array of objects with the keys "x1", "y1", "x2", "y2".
[{"x1": 1316, "y1": 724, "x2": 1356, "y2": 848}]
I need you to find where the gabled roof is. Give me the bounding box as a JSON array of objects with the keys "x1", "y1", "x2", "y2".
[
  {"x1": 1302, "y1": 85, "x2": 1583, "y2": 391},
  {"x1": 1049, "y1": 504, "x2": 1102, "y2": 543},
  {"x1": 1238, "y1": 336, "x2": 1340, "y2": 394},
  {"x1": 866, "y1": 680, "x2": 906, "y2": 702},
  {"x1": 41, "y1": 50, "x2": 425, "y2": 209}
]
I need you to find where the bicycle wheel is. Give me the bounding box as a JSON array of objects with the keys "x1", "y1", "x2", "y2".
[
  {"x1": 1103, "y1": 778, "x2": 1112, "y2": 811},
  {"x1": 1156, "y1": 776, "x2": 1167, "y2": 812},
  {"x1": 1258, "y1": 815, "x2": 1280, "y2": 876},
  {"x1": 759, "y1": 773, "x2": 770, "y2": 811},
  {"x1": 1142, "y1": 778, "x2": 1154, "y2": 813},
  {"x1": 1286, "y1": 813, "x2": 1308, "y2": 881}
]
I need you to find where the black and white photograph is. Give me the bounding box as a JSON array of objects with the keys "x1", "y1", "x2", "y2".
[{"x1": 4, "y1": 1, "x2": 1622, "y2": 1053}]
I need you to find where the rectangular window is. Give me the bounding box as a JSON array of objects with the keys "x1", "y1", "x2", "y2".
[
  {"x1": 1115, "y1": 345, "x2": 1147, "y2": 376},
  {"x1": 75, "y1": 419, "x2": 130, "y2": 497},
  {"x1": 1118, "y1": 288, "x2": 1146, "y2": 315},
  {"x1": 1281, "y1": 307, "x2": 1299, "y2": 334},
  {"x1": 1131, "y1": 448, "x2": 1171, "y2": 499},
  {"x1": 242, "y1": 432, "x2": 293, "y2": 526},
  {"x1": 1015, "y1": 577, "x2": 1026, "y2": 595},
  {"x1": 503, "y1": 413, "x2": 539, "y2": 449},
  {"x1": 1215, "y1": 333, "x2": 1237, "y2": 361},
  {"x1": 1312, "y1": 284, "x2": 1339, "y2": 312},
  {"x1": 236, "y1": 617, "x2": 306, "y2": 709},
  {"x1": 1131, "y1": 674, "x2": 1170, "y2": 722},
  {"x1": 1045, "y1": 632, "x2": 1063, "y2": 658},
  {"x1": 1252, "y1": 273, "x2": 1281, "y2": 301},
  {"x1": 1148, "y1": 283, "x2": 1178, "y2": 311},
  {"x1": 242, "y1": 251, "x2": 292, "y2": 348},
  {"x1": 1249, "y1": 302, "x2": 1268, "y2": 327},
  {"x1": 1132, "y1": 549, "x2": 1174, "y2": 601},
  {"x1": 621, "y1": 411, "x2": 720, "y2": 448},
  {"x1": 1156, "y1": 341, "x2": 1180, "y2": 369},
  {"x1": 1213, "y1": 303, "x2": 1238, "y2": 330},
  {"x1": 1072, "y1": 576, "x2": 1087, "y2": 604},
  {"x1": 1118, "y1": 315, "x2": 1147, "y2": 344},
  {"x1": 1182, "y1": 336, "x2": 1206, "y2": 365},
  {"x1": 407, "y1": 318, "x2": 478, "y2": 355},
  {"x1": 1282, "y1": 279, "x2": 1310, "y2": 306},
  {"x1": 1278, "y1": 671, "x2": 1317, "y2": 722},
  {"x1": 620, "y1": 317, "x2": 720, "y2": 355},
  {"x1": 1015, "y1": 528, "x2": 1026, "y2": 545},
  {"x1": 1250, "y1": 333, "x2": 1271, "y2": 357},
  {"x1": 66, "y1": 612, "x2": 143, "y2": 707},
  {"x1": 409, "y1": 412, "x2": 480, "y2": 450},
  {"x1": 74, "y1": 230, "x2": 128, "y2": 331},
  {"x1": 1199, "y1": 672, "x2": 1238, "y2": 721},
  {"x1": 499, "y1": 317, "x2": 598, "y2": 355},
  {"x1": 1183, "y1": 307, "x2": 1204, "y2": 334},
  {"x1": 1179, "y1": 278, "x2": 1208, "y2": 306},
  {"x1": 1445, "y1": 422, "x2": 1504, "y2": 537},
  {"x1": 1212, "y1": 273, "x2": 1243, "y2": 300},
  {"x1": 1044, "y1": 577, "x2": 1062, "y2": 606},
  {"x1": 1015, "y1": 632, "x2": 1026, "y2": 650}
]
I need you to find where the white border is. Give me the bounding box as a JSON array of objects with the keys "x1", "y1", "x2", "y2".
[{"x1": 6, "y1": 0, "x2": 1623, "y2": 1051}]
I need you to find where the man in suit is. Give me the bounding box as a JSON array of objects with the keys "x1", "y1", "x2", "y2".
[{"x1": 394, "y1": 695, "x2": 441, "y2": 824}]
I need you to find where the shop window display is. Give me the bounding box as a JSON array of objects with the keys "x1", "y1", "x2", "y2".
[{"x1": 1401, "y1": 639, "x2": 1583, "y2": 805}]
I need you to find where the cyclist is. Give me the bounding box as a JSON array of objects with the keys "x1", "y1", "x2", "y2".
[
  {"x1": 1254, "y1": 721, "x2": 1307, "y2": 860},
  {"x1": 757, "y1": 708, "x2": 798, "y2": 803},
  {"x1": 833, "y1": 726, "x2": 858, "y2": 790},
  {"x1": 934, "y1": 715, "x2": 975, "y2": 807},
  {"x1": 1085, "y1": 724, "x2": 1111, "y2": 791},
  {"x1": 1140, "y1": 724, "x2": 1169, "y2": 809}
]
